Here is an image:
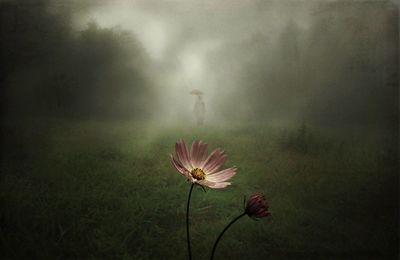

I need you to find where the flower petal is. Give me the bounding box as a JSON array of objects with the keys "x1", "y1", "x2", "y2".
[
  {"x1": 204, "y1": 154, "x2": 227, "y2": 174},
  {"x1": 175, "y1": 140, "x2": 193, "y2": 170},
  {"x1": 205, "y1": 167, "x2": 237, "y2": 182},
  {"x1": 196, "y1": 141, "x2": 209, "y2": 166},
  {"x1": 201, "y1": 149, "x2": 225, "y2": 173},
  {"x1": 197, "y1": 179, "x2": 231, "y2": 189},
  {"x1": 190, "y1": 140, "x2": 199, "y2": 164},
  {"x1": 170, "y1": 155, "x2": 190, "y2": 179},
  {"x1": 190, "y1": 140, "x2": 208, "y2": 168}
]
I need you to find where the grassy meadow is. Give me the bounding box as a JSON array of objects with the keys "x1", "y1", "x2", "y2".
[{"x1": 0, "y1": 119, "x2": 398, "y2": 259}]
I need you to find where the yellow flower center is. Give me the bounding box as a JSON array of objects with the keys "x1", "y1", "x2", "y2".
[{"x1": 190, "y1": 168, "x2": 205, "y2": 180}]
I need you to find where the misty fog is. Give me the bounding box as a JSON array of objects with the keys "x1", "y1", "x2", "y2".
[
  {"x1": 1, "y1": 0, "x2": 397, "y2": 128},
  {"x1": 1, "y1": 1, "x2": 399, "y2": 259}
]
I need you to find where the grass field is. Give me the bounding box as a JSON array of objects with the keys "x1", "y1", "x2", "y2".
[{"x1": 0, "y1": 119, "x2": 398, "y2": 259}]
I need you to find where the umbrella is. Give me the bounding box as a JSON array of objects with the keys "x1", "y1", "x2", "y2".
[{"x1": 190, "y1": 89, "x2": 204, "y2": 96}]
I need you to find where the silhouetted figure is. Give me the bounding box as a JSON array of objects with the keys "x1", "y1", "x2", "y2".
[{"x1": 194, "y1": 95, "x2": 206, "y2": 126}]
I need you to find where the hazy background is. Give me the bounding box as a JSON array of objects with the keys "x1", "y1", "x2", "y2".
[
  {"x1": 1, "y1": 0, "x2": 398, "y2": 127},
  {"x1": 0, "y1": 0, "x2": 398, "y2": 259}
]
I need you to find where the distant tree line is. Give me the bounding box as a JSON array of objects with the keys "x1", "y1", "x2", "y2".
[
  {"x1": 0, "y1": 0, "x2": 155, "y2": 120},
  {"x1": 209, "y1": 0, "x2": 398, "y2": 127}
]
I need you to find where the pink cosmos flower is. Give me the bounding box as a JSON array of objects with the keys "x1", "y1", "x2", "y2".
[
  {"x1": 170, "y1": 140, "x2": 237, "y2": 189},
  {"x1": 245, "y1": 192, "x2": 271, "y2": 219}
]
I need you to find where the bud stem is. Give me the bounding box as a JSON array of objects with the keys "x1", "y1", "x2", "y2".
[{"x1": 210, "y1": 212, "x2": 247, "y2": 260}]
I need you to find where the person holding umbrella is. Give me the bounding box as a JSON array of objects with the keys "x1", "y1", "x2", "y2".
[{"x1": 190, "y1": 89, "x2": 206, "y2": 126}]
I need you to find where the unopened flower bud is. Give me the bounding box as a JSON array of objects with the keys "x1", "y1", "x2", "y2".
[{"x1": 245, "y1": 192, "x2": 271, "y2": 219}]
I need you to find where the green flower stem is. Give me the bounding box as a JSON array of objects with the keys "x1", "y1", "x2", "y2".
[
  {"x1": 210, "y1": 212, "x2": 247, "y2": 260},
  {"x1": 186, "y1": 183, "x2": 195, "y2": 260}
]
